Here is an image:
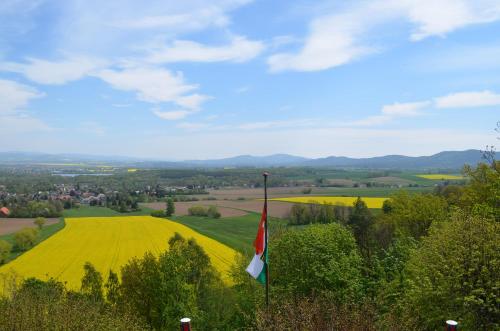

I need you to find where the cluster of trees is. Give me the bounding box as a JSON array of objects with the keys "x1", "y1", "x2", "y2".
[
  {"x1": 287, "y1": 202, "x2": 351, "y2": 225},
  {"x1": 106, "y1": 193, "x2": 140, "y2": 213},
  {"x1": 0, "y1": 161, "x2": 497, "y2": 330},
  {"x1": 188, "y1": 205, "x2": 221, "y2": 218},
  {"x1": 1, "y1": 199, "x2": 63, "y2": 218}
]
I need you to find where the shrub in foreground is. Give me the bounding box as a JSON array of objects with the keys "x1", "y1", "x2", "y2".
[
  {"x1": 397, "y1": 214, "x2": 499, "y2": 330},
  {"x1": 270, "y1": 223, "x2": 363, "y2": 302}
]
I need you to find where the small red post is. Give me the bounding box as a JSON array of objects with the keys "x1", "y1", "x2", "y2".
[
  {"x1": 446, "y1": 320, "x2": 458, "y2": 331},
  {"x1": 180, "y1": 317, "x2": 191, "y2": 331}
]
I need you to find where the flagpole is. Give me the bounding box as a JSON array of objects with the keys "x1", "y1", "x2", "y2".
[{"x1": 263, "y1": 172, "x2": 269, "y2": 307}]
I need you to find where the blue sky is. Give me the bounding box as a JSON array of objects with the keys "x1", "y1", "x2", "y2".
[{"x1": 0, "y1": 0, "x2": 499, "y2": 159}]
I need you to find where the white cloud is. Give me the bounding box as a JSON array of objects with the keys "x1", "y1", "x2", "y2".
[
  {"x1": 350, "y1": 100, "x2": 429, "y2": 127},
  {"x1": 0, "y1": 79, "x2": 44, "y2": 114},
  {"x1": 407, "y1": 0, "x2": 500, "y2": 41},
  {"x1": 146, "y1": 36, "x2": 264, "y2": 63},
  {"x1": 435, "y1": 90, "x2": 500, "y2": 108},
  {"x1": 107, "y1": 1, "x2": 251, "y2": 32},
  {"x1": 268, "y1": 0, "x2": 500, "y2": 72},
  {"x1": 94, "y1": 66, "x2": 205, "y2": 107},
  {"x1": 0, "y1": 56, "x2": 106, "y2": 85},
  {"x1": 52, "y1": 0, "x2": 253, "y2": 55},
  {"x1": 0, "y1": 79, "x2": 50, "y2": 133},
  {"x1": 382, "y1": 101, "x2": 430, "y2": 116},
  {"x1": 175, "y1": 94, "x2": 212, "y2": 110},
  {"x1": 268, "y1": 6, "x2": 379, "y2": 72},
  {"x1": 153, "y1": 110, "x2": 192, "y2": 120}
]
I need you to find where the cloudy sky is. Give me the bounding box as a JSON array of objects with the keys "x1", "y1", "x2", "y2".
[{"x1": 0, "y1": 0, "x2": 499, "y2": 159}]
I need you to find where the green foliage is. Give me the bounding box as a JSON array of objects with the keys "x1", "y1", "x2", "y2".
[
  {"x1": 188, "y1": 205, "x2": 208, "y2": 216},
  {"x1": 80, "y1": 262, "x2": 104, "y2": 302},
  {"x1": 207, "y1": 205, "x2": 221, "y2": 219},
  {"x1": 287, "y1": 202, "x2": 341, "y2": 225},
  {"x1": 187, "y1": 205, "x2": 221, "y2": 218},
  {"x1": 7, "y1": 200, "x2": 62, "y2": 218},
  {"x1": 13, "y1": 228, "x2": 39, "y2": 251},
  {"x1": 0, "y1": 239, "x2": 12, "y2": 263},
  {"x1": 460, "y1": 161, "x2": 500, "y2": 220},
  {"x1": 119, "y1": 233, "x2": 230, "y2": 330},
  {"x1": 34, "y1": 217, "x2": 46, "y2": 229},
  {"x1": 165, "y1": 198, "x2": 175, "y2": 216},
  {"x1": 150, "y1": 210, "x2": 166, "y2": 218},
  {"x1": 105, "y1": 270, "x2": 120, "y2": 306},
  {"x1": 270, "y1": 224, "x2": 363, "y2": 302},
  {"x1": 398, "y1": 214, "x2": 499, "y2": 330},
  {"x1": 348, "y1": 197, "x2": 374, "y2": 256},
  {"x1": 0, "y1": 278, "x2": 145, "y2": 330},
  {"x1": 382, "y1": 191, "x2": 448, "y2": 239}
]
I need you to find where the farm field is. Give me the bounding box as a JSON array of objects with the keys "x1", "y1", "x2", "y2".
[
  {"x1": 172, "y1": 213, "x2": 262, "y2": 253},
  {"x1": 270, "y1": 196, "x2": 388, "y2": 209},
  {"x1": 0, "y1": 216, "x2": 237, "y2": 290},
  {"x1": 0, "y1": 218, "x2": 59, "y2": 235},
  {"x1": 143, "y1": 202, "x2": 248, "y2": 218},
  {"x1": 416, "y1": 174, "x2": 463, "y2": 180}
]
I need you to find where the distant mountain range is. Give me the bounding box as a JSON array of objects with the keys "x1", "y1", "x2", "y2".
[{"x1": 0, "y1": 150, "x2": 494, "y2": 170}]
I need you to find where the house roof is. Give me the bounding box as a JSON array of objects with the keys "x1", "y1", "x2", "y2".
[{"x1": 0, "y1": 207, "x2": 10, "y2": 216}]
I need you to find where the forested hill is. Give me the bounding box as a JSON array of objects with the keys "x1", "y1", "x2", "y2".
[
  {"x1": 0, "y1": 149, "x2": 494, "y2": 170},
  {"x1": 301, "y1": 149, "x2": 493, "y2": 169}
]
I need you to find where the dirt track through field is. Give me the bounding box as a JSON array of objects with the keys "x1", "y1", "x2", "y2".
[
  {"x1": 142, "y1": 202, "x2": 249, "y2": 218},
  {"x1": 0, "y1": 218, "x2": 59, "y2": 235},
  {"x1": 143, "y1": 200, "x2": 292, "y2": 218}
]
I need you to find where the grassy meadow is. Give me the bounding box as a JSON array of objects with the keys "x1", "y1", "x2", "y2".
[{"x1": 172, "y1": 212, "x2": 279, "y2": 253}]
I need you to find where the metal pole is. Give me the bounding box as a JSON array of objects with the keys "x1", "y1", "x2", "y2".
[
  {"x1": 263, "y1": 172, "x2": 269, "y2": 307},
  {"x1": 180, "y1": 317, "x2": 191, "y2": 331}
]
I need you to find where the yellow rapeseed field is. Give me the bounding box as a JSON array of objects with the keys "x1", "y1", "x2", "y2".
[
  {"x1": 0, "y1": 216, "x2": 237, "y2": 290},
  {"x1": 271, "y1": 196, "x2": 388, "y2": 208},
  {"x1": 416, "y1": 174, "x2": 463, "y2": 180}
]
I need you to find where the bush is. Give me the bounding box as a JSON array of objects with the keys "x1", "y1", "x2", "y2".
[
  {"x1": 0, "y1": 278, "x2": 145, "y2": 330},
  {"x1": 188, "y1": 205, "x2": 208, "y2": 216},
  {"x1": 14, "y1": 228, "x2": 39, "y2": 251},
  {"x1": 207, "y1": 206, "x2": 221, "y2": 219},
  {"x1": 34, "y1": 217, "x2": 46, "y2": 229},
  {"x1": 150, "y1": 210, "x2": 166, "y2": 218},
  {"x1": 0, "y1": 239, "x2": 12, "y2": 263}
]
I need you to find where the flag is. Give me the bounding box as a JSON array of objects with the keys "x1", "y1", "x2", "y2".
[{"x1": 246, "y1": 205, "x2": 267, "y2": 284}]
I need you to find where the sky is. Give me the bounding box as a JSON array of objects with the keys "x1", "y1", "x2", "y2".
[{"x1": 0, "y1": 0, "x2": 499, "y2": 160}]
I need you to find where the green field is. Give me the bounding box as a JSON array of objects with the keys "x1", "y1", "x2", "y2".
[
  {"x1": 0, "y1": 218, "x2": 66, "y2": 263},
  {"x1": 171, "y1": 213, "x2": 274, "y2": 253},
  {"x1": 62, "y1": 206, "x2": 154, "y2": 218}
]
